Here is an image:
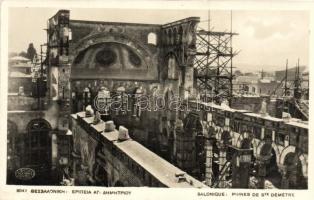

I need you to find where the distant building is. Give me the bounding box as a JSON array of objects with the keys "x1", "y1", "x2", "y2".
[
  {"x1": 234, "y1": 73, "x2": 279, "y2": 96},
  {"x1": 8, "y1": 56, "x2": 33, "y2": 95}
]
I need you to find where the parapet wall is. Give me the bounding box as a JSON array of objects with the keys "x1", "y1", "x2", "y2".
[{"x1": 70, "y1": 111, "x2": 208, "y2": 188}]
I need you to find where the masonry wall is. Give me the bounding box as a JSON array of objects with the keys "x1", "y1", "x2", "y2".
[{"x1": 70, "y1": 113, "x2": 207, "y2": 187}]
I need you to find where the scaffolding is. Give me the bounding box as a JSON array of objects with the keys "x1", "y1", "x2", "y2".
[
  {"x1": 194, "y1": 11, "x2": 238, "y2": 105},
  {"x1": 272, "y1": 59, "x2": 307, "y2": 99},
  {"x1": 271, "y1": 59, "x2": 309, "y2": 120}
]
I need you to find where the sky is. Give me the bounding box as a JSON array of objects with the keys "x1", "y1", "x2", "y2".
[{"x1": 8, "y1": 7, "x2": 310, "y2": 72}]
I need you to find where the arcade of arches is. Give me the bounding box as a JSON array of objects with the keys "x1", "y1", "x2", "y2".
[{"x1": 170, "y1": 111, "x2": 308, "y2": 189}]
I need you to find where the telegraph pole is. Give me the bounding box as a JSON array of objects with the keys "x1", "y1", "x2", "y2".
[
  {"x1": 294, "y1": 58, "x2": 301, "y2": 100},
  {"x1": 230, "y1": 10, "x2": 233, "y2": 106},
  {"x1": 37, "y1": 44, "x2": 44, "y2": 110},
  {"x1": 284, "y1": 59, "x2": 288, "y2": 96}
]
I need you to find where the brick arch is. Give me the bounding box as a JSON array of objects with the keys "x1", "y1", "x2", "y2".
[
  {"x1": 26, "y1": 118, "x2": 52, "y2": 131},
  {"x1": 213, "y1": 126, "x2": 224, "y2": 140},
  {"x1": 279, "y1": 146, "x2": 307, "y2": 178},
  {"x1": 183, "y1": 112, "x2": 203, "y2": 130},
  {"x1": 72, "y1": 32, "x2": 153, "y2": 66},
  {"x1": 163, "y1": 87, "x2": 175, "y2": 111},
  {"x1": 235, "y1": 132, "x2": 254, "y2": 148},
  {"x1": 200, "y1": 120, "x2": 212, "y2": 138},
  {"x1": 164, "y1": 51, "x2": 181, "y2": 67},
  {"x1": 163, "y1": 87, "x2": 174, "y2": 96},
  {"x1": 279, "y1": 146, "x2": 295, "y2": 166},
  {"x1": 256, "y1": 141, "x2": 280, "y2": 165}
]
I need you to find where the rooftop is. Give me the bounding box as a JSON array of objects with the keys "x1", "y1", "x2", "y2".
[
  {"x1": 9, "y1": 56, "x2": 31, "y2": 62},
  {"x1": 9, "y1": 71, "x2": 32, "y2": 78}
]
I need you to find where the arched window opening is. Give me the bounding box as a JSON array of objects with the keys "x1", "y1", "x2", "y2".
[
  {"x1": 168, "y1": 29, "x2": 173, "y2": 45},
  {"x1": 167, "y1": 55, "x2": 178, "y2": 80},
  {"x1": 147, "y1": 32, "x2": 157, "y2": 45},
  {"x1": 178, "y1": 26, "x2": 183, "y2": 44},
  {"x1": 173, "y1": 28, "x2": 178, "y2": 45},
  {"x1": 25, "y1": 119, "x2": 52, "y2": 167},
  {"x1": 163, "y1": 30, "x2": 168, "y2": 45},
  {"x1": 252, "y1": 87, "x2": 256, "y2": 94}
]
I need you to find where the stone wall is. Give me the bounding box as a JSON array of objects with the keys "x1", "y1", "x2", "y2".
[
  {"x1": 7, "y1": 95, "x2": 41, "y2": 111},
  {"x1": 8, "y1": 78, "x2": 33, "y2": 95},
  {"x1": 70, "y1": 111, "x2": 207, "y2": 188}
]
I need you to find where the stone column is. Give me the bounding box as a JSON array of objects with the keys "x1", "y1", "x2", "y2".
[
  {"x1": 256, "y1": 159, "x2": 266, "y2": 189},
  {"x1": 280, "y1": 167, "x2": 290, "y2": 189},
  {"x1": 261, "y1": 128, "x2": 265, "y2": 140},
  {"x1": 51, "y1": 132, "x2": 58, "y2": 170},
  {"x1": 183, "y1": 66, "x2": 194, "y2": 99},
  {"x1": 231, "y1": 149, "x2": 252, "y2": 188},
  {"x1": 71, "y1": 150, "x2": 81, "y2": 185},
  {"x1": 218, "y1": 144, "x2": 227, "y2": 188},
  {"x1": 205, "y1": 139, "x2": 213, "y2": 186},
  {"x1": 78, "y1": 163, "x2": 89, "y2": 186},
  {"x1": 93, "y1": 164, "x2": 102, "y2": 185}
]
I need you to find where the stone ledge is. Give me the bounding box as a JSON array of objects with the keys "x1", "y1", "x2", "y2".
[{"x1": 71, "y1": 111, "x2": 208, "y2": 188}]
